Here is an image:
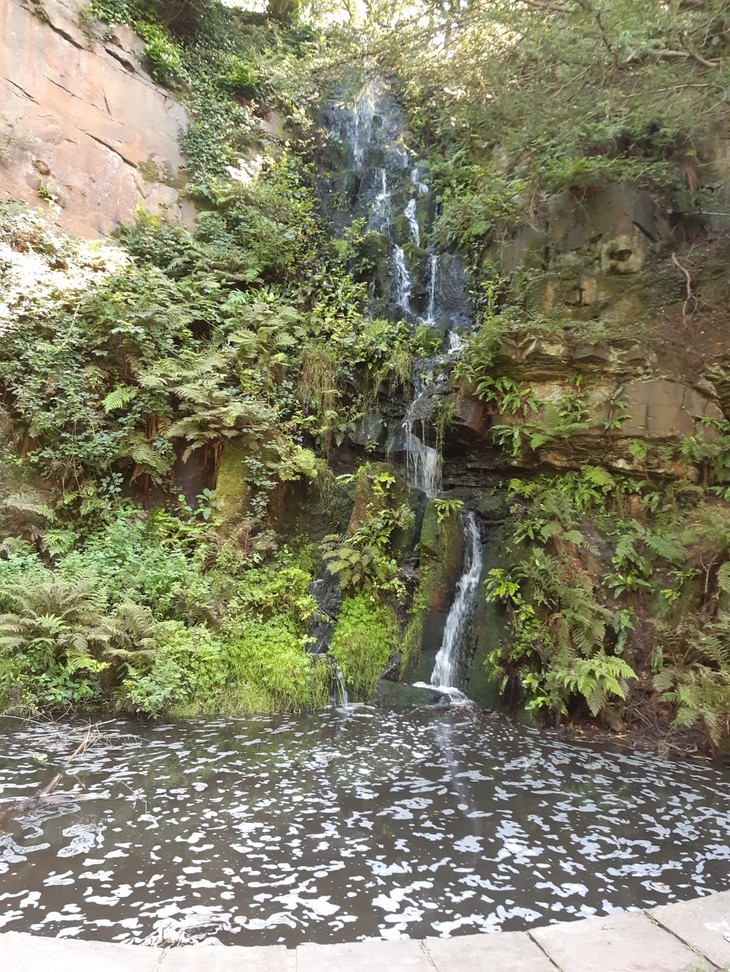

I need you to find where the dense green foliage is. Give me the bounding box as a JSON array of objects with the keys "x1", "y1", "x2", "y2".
[
  {"x1": 0, "y1": 502, "x2": 328, "y2": 715},
  {"x1": 330, "y1": 0, "x2": 730, "y2": 264},
  {"x1": 0, "y1": 0, "x2": 422, "y2": 718},
  {"x1": 2, "y1": 0, "x2": 729, "y2": 753},
  {"x1": 480, "y1": 468, "x2": 730, "y2": 750},
  {"x1": 323, "y1": 465, "x2": 413, "y2": 597},
  {"x1": 330, "y1": 592, "x2": 399, "y2": 701},
  {"x1": 318, "y1": 0, "x2": 730, "y2": 752}
]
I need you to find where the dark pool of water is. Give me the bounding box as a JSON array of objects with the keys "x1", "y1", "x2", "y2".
[{"x1": 0, "y1": 708, "x2": 728, "y2": 946}]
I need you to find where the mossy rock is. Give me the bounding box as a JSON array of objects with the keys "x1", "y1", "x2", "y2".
[
  {"x1": 215, "y1": 441, "x2": 249, "y2": 526},
  {"x1": 355, "y1": 229, "x2": 388, "y2": 277},
  {"x1": 466, "y1": 518, "x2": 512, "y2": 708}
]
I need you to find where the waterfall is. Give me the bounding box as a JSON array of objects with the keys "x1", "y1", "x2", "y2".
[
  {"x1": 448, "y1": 330, "x2": 464, "y2": 354},
  {"x1": 424, "y1": 254, "x2": 438, "y2": 326},
  {"x1": 333, "y1": 667, "x2": 349, "y2": 707},
  {"x1": 405, "y1": 198, "x2": 420, "y2": 245},
  {"x1": 327, "y1": 82, "x2": 481, "y2": 706},
  {"x1": 411, "y1": 166, "x2": 429, "y2": 195},
  {"x1": 392, "y1": 244, "x2": 413, "y2": 316},
  {"x1": 401, "y1": 370, "x2": 441, "y2": 497},
  {"x1": 402, "y1": 423, "x2": 441, "y2": 498},
  {"x1": 430, "y1": 512, "x2": 483, "y2": 692},
  {"x1": 371, "y1": 168, "x2": 391, "y2": 232},
  {"x1": 340, "y1": 80, "x2": 378, "y2": 172}
]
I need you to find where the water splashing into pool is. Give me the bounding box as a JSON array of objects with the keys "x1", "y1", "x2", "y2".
[{"x1": 332, "y1": 668, "x2": 349, "y2": 708}]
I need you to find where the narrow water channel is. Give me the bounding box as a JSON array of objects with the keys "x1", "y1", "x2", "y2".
[{"x1": 0, "y1": 710, "x2": 728, "y2": 946}]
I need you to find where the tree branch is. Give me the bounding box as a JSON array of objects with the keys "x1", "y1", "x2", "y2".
[
  {"x1": 648, "y1": 47, "x2": 720, "y2": 68},
  {"x1": 671, "y1": 251, "x2": 697, "y2": 321}
]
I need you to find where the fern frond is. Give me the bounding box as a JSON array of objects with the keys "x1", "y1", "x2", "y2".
[{"x1": 102, "y1": 386, "x2": 137, "y2": 412}]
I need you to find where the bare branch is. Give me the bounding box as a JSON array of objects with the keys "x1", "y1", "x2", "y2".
[
  {"x1": 671, "y1": 252, "x2": 698, "y2": 321},
  {"x1": 647, "y1": 48, "x2": 720, "y2": 68}
]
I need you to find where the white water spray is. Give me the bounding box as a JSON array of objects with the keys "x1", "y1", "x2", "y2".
[
  {"x1": 411, "y1": 166, "x2": 429, "y2": 195},
  {"x1": 402, "y1": 427, "x2": 441, "y2": 498},
  {"x1": 371, "y1": 168, "x2": 391, "y2": 233},
  {"x1": 448, "y1": 330, "x2": 465, "y2": 355},
  {"x1": 342, "y1": 80, "x2": 378, "y2": 172}
]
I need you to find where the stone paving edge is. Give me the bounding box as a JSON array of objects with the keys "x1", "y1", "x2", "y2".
[{"x1": 0, "y1": 890, "x2": 728, "y2": 972}]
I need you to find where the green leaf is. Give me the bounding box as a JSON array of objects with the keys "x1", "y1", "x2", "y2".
[{"x1": 102, "y1": 386, "x2": 138, "y2": 412}]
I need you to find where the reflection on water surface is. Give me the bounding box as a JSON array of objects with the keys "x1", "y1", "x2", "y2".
[{"x1": 0, "y1": 708, "x2": 728, "y2": 945}]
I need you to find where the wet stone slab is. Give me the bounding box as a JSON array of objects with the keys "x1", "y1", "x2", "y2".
[
  {"x1": 1, "y1": 894, "x2": 730, "y2": 972},
  {"x1": 0, "y1": 931, "x2": 160, "y2": 972},
  {"x1": 531, "y1": 910, "x2": 715, "y2": 972},
  {"x1": 649, "y1": 892, "x2": 730, "y2": 970},
  {"x1": 425, "y1": 929, "x2": 555, "y2": 970},
  {"x1": 157, "y1": 943, "x2": 289, "y2": 971},
  {"x1": 296, "y1": 939, "x2": 433, "y2": 972}
]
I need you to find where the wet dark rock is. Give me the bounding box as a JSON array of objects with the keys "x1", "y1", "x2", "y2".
[
  {"x1": 371, "y1": 679, "x2": 442, "y2": 707},
  {"x1": 309, "y1": 572, "x2": 342, "y2": 655},
  {"x1": 380, "y1": 652, "x2": 402, "y2": 682}
]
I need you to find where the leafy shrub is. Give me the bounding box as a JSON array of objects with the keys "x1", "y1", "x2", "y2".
[
  {"x1": 119, "y1": 621, "x2": 227, "y2": 716},
  {"x1": 484, "y1": 551, "x2": 636, "y2": 719},
  {"x1": 654, "y1": 613, "x2": 730, "y2": 751},
  {"x1": 330, "y1": 593, "x2": 398, "y2": 701},
  {"x1": 222, "y1": 620, "x2": 323, "y2": 712},
  {"x1": 322, "y1": 466, "x2": 412, "y2": 597},
  {"x1": 221, "y1": 55, "x2": 262, "y2": 99},
  {"x1": 555, "y1": 655, "x2": 637, "y2": 719},
  {"x1": 0, "y1": 573, "x2": 112, "y2": 710},
  {"x1": 224, "y1": 564, "x2": 317, "y2": 627},
  {"x1": 136, "y1": 22, "x2": 184, "y2": 86},
  {"x1": 58, "y1": 509, "x2": 213, "y2": 620}
]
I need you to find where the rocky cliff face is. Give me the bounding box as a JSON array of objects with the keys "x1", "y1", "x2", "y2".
[
  {"x1": 438, "y1": 178, "x2": 730, "y2": 486},
  {"x1": 0, "y1": 0, "x2": 193, "y2": 237}
]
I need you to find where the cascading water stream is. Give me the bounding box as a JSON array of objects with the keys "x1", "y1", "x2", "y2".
[
  {"x1": 424, "y1": 253, "x2": 438, "y2": 326},
  {"x1": 448, "y1": 329, "x2": 464, "y2": 354},
  {"x1": 392, "y1": 244, "x2": 414, "y2": 315},
  {"x1": 371, "y1": 168, "x2": 391, "y2": 232},
  {"x1": 331, "y1": 84, "x2": 482, "y2": 690},
  {"x1": 401, "y1": 370, "x2": 441, "y2": 497},
  {"x1": 335, "y1": 83, "x2": 481, "y2": 669},
  {"x1": 340, "y1": 79, "x2": 377, "y2": 172},
  {"x1": 404, "y1": 198, "x2": 420, "y2": 245},
  {"x1": 333, "y1": 667, "x2": 349, "y2": 707},
  {"x1": 429, "y1": 512, "x2": 483, "y2": 694},
  {"x1": 411, "y1": 166, "x2": 429, "y2": 195}
]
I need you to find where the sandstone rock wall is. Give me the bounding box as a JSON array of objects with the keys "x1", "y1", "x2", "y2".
[
  {"x1": 0, "y1": 0, "x2": 194, "y2": 237},
  {"x1": 436, "y1": 180, "x2": 730, "y2": 485}
]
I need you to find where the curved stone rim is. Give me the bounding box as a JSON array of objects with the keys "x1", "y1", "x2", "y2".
[{"x1": 1, "y1": 890, "x2": 728, "y2": 971}]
